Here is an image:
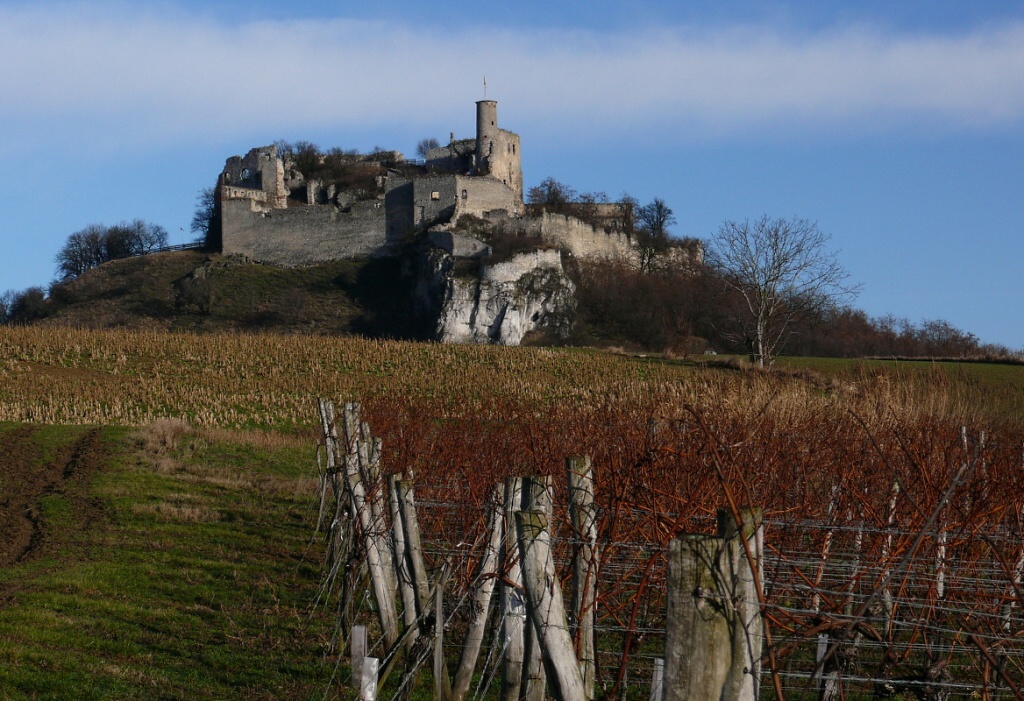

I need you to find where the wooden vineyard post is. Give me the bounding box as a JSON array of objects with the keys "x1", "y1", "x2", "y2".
[
  {"x1": 316, "y1": 398, "x2": 339, "y2": 533},
  {"x1": 718, "y1": 508, "x2": 764, "y2": 701},
  {"x1": 351, "y1": 624, "x2": 368, "y2": 690},
  {"x1": 342, "y1": 403, "x2": 400, "y2": 650},
  {"x1": 388, "y1": 473, "x2": 418, "y2": 648},
  {"x1": 664, "y1": 534, "x2": 730, "y2": 700},
  {"x1": 395, "y1": 478, "x2": 431, "y2": 618},
  {"x1": 499, "y1": 477, "x2": 527, "y2": 701},
  {"x1": 453, "y1": 483, "x2": 506, "y2": 701},
  {"x1": 360, "y1": 656, "x2": 379, "y2": 701},
  {"x1": 649, "y1": 658, "x2": 664, "y2": 701},
  {"x1": 568, "y1": 455, "x2": 598, "y2": 701},
  {"x1": 517, "y1": 509, "x2": 587, "y2": 701},
  {"x1": 316, "y1": 399, "x2": 355, "y2": 632},
  {"x1": 520, "y1": 476, "x2": 552, "y2": 701},
  {"x1": 434, "y1": 567, "x2": 453, "y2": 701},
  {"x1": 663, "y1": 507, "x2": 764, "y2": 701}
]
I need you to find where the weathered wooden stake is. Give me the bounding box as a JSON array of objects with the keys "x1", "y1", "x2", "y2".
[
  {"x1": 499, "y1": 477, "x2": 527, "y2": 701},
  {"x1": 517, "y1": 509, "x2": 587, "y2": 701},
  {"x1": 568, "y1": 455, "x2": 598, "y2": 701},
  {"x1": 360, "y1": 656, "x2": 379, "y2": 701},
  {"x1": 396, "y1": 478, "x2": 431, "y2": 616},
  {"x1": 520, "y1": 477, "x2": 552, "y2": 701},
  {"x1": 663, "y1": 507, "x2": 764, "y2": 701},
  {"x1": 346, "y1": 406, "x2": 398, "y2": 602},
  {"x1": 649, "y1": 658, "x2": 664, "y2": 701},
  {"x1": 718, "y1": 508, "x2": 764, "y2": 701},
  {"x1": 351, "y1": 624, "x2": 368, "y2": 690},
  {"x1": 880, "y1": 480, "x2": 900, "y2": 623},
  {"x1": 343, "y1": 403, "x2": 400, "y2": 649},
  {"x1": 664, "y1": 534, "x2": 730, "y2": 700},
  {"x1": 388, "y1": 473, "x2": 418, "y2": 645},
  {"x1": 316, "y1": 398, "x2": 339, "y2": 532},
  {"x1": 434, "y1": 567, "x2": 453, "y2": 701},
  {"x1": 453, "y1": 484, "x2": 505, "y2": 701}
]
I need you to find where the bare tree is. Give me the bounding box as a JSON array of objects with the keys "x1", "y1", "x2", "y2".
[
  {"x1": 617, "y1": 194, "x2": 638, "y2": 236},
  {"x1": 416, "y1": 137, "x2": 441, "y2": 159},
  {"x1": 55, "y1": 224, "x2": 107, "y2": 280},
  {"x1": 106, "y1": 219, "x2": 167, "y2": 257},
  {"x1": 55, "y1": 220, "x2": 169, "y2": 281},
  {"x1": 708, "y1": 215, "x2": 860, "y2": 367},
  {"x1": 527, "y1": 177, "x2": 578, "y2": 207},
  {"x1": 191, "y1": 187, "x2": 220, "y2": 250},
  {"x1": 635, "y1": 198, "x2": 676, "y2": 272},
  {"x1": 0, "y1": 289, "x2": 13, "y2": 324}
]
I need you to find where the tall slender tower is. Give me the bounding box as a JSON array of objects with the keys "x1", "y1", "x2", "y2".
[
  {"x1": 474, "y1": 100, "x2": 523, "y2": 203},
  {"x1": 475, "y1": 100, "x2": 499, "y2": 176}
]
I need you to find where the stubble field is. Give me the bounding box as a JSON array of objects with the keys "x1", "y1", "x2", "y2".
[{"x1": 2, "y1": 326, "x2": 1024, "y2": 698}]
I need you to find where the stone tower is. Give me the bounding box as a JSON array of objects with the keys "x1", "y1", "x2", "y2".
[{"x1": 475, "y1": 100, "x2": 523, "y2": 203}]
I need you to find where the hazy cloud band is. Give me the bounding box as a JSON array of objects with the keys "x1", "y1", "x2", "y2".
[{"x1": 1, "y1": 5, "x2": 1022, "y2": 143}]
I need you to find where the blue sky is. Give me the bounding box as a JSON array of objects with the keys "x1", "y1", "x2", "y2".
[{"x1": 1, "y1": 0, "x2": 1022, "y2": 348}]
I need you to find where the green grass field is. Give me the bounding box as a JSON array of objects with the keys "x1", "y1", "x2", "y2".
[{"x1": 0, "y1": 422, "x2": 335, "y2": 700}]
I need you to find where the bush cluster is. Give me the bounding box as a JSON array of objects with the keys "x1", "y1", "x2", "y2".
[{"x1": 569, "y1": 257, "x2": 1017, "y2": 359}]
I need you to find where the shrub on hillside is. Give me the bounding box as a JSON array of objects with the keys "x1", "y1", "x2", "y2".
[
  {"x1": 55, "y1": 220, "x2": 168, "y2": 281},
  {"x1": 0, "y1": 287, "x2": 50, "y2": 324}
]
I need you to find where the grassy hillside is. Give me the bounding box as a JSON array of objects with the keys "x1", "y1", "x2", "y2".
[
  {"x1": 0, "y1": 421, "x2": 333, "y2": 700},
  {"x1": 40, "y1": 251, "x2": 421, "y2": 338}
]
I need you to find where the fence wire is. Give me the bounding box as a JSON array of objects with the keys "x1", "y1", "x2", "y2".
[{"x1": 407, "y1": 500, "x2": 1024, "y2": 700}]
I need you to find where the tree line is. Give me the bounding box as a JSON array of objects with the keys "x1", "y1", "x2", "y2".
[
  {"x1": 2, "y1": 172, "x2": 1016, "y2": 363},
  {"x1": 1, "y1": 220, "x2": 169, "y2": 325},
  {"x1": 532, "y1": 179, "x2": 1016, "y2": 363}
]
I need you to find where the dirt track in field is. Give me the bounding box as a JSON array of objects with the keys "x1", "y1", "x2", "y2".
[{"x1": 0, "y1": 426, "x2": 108, "y2": 568}]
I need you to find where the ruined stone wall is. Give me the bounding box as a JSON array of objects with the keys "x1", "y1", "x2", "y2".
[
  {"x1": 221, "y1": 186, "x2": 267, "y2": 203},
  {"x1": 424, "y1": 139, "x2": 475, "y2": 172},
  {"x1": 413, "y1": 176, "x2": 459, "y2": 228},
  {"x1": 456, "y1": 175, "x2": 522, "y2": 218},
  {"x1": 523, "y1": 212, "x2": 639, "y2": 263},
  {"x1": 482, "y1": 130, "x2": 522, "y2": 202},
  {"x1": 220, "y1": 198, "x2": 395, "y2": 265},
  {"x1": 385, "y1": 178, "x2": 414, "y2": 244},
  {"x1": 221, "y1": 146, "x2": 286, "y2": 209}
]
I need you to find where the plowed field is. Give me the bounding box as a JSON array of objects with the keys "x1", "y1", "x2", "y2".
[{"x1": 0, "y1": 425, "x2": 107, "y2": 567}]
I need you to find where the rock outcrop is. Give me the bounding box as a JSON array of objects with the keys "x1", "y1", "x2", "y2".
[{"x1": 416, "y1": 244, "x2": 575, "y2": 345}]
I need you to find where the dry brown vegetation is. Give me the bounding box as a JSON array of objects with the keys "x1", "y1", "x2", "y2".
[{"x1": 4, "y1": 326, "x2": 1024, "y2": 695}]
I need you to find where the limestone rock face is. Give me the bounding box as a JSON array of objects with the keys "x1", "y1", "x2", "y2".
[{"x1": 418, "y1": 247, "x2": 575, "y2": 346}]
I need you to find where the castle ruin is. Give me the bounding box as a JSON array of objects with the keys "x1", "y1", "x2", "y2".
[
  {"x1": 218, "y1": 100, "x2": 531, "y2": 266},
  {"x1": 211, "y1": 99, "x2": 700, "y2": 344},
  {"x1": 213, "y1": 99, "x2": 668, "y2": 268}
]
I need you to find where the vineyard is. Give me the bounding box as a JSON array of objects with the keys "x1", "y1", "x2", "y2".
[{"x1": 2, "y1": 327, "x2": 1024, "y2": 699}]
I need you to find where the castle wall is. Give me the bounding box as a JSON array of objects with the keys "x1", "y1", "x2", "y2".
[
  {"x1": 385, "y1": 179, "x2": 414, "y2": 244},
  {"x1": 221, "y1": 146, "x2": 286, "y2": 209},
  {"x1": 220, "y1": 198, "x2": 394, "y2": 265},
  {"x1": 424, "y1": 139, "x2": 475, "y2": 172},
  {"x1": 533, "y1": 212, "x2": 639, "y2": 263},
  {"x1": 410, "y1": 174, "x2": 521, "y2": 229},
  {"x1": 413, "y1": 176, "x2": 459, "y2": 228},
  {"x1": 485, "y1": 130, "x2": 522, "y2": 201},
  {"x1": 456, "y1": 175, "x2": 522, "y2": 218}
]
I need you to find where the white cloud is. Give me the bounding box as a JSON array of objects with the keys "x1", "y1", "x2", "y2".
[{"x1": 1, "y1": 5, "x2": 1022, "y2": 148}]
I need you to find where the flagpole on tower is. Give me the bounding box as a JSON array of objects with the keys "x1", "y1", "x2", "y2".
[{"x1": 483, "y1": 75, "x2": 487, "y2": 99}]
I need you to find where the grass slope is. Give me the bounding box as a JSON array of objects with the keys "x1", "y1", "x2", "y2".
[
  {"x1": 42, "y1": 251, "x2": 419, "y2": 338},
  {"x1": 0, "y1": 421, "x2": 335, "y2": 700}
]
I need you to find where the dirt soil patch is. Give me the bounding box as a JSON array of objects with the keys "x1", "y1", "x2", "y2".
[{"x1": 0, "y1": 425, "x2": 109, "y2": 567}]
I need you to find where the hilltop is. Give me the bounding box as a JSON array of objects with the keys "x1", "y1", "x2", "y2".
[{"x1": 37, "y1": 250, "x2": 423, "y2": 338}]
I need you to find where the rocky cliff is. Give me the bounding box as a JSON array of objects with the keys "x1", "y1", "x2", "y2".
[{"x1": 416, "y1": 245, "x2": 576, "y2": 345}]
